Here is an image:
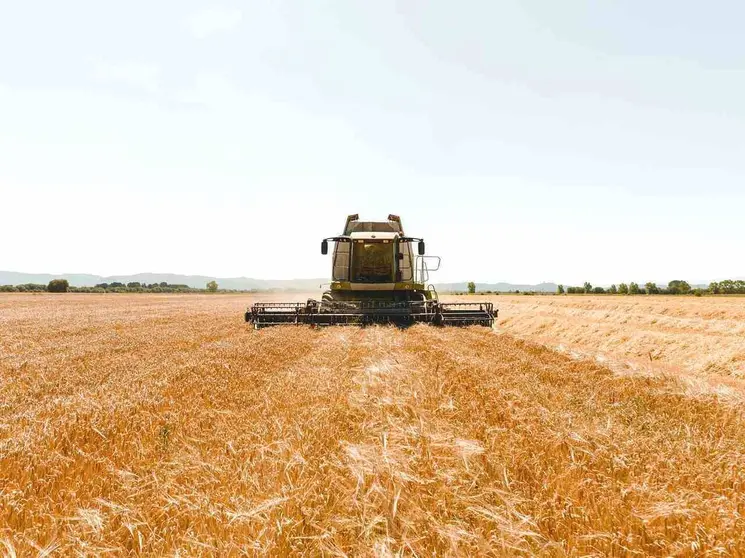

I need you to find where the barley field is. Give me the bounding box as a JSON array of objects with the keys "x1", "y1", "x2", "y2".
[{"x1": 1, "y1": 294, "x2": 744, "y2": 556}]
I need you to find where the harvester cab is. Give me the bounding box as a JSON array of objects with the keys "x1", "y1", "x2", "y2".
[{"x1": 246, "y1": 214, "x2": 496, "y2": 328}]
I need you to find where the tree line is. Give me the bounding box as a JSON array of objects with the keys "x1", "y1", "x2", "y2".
[
  {"x1": 0, "y1": 279, "x2": 239, "y2": 293},
  {"x1": 557, "y1": 279, "x2": 745, "y2": 296}
]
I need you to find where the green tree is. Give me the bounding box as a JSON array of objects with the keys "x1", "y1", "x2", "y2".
[
  {"x1": 645, "y1": 282, "x2": 659, "y2": 295},
  {"x1": 47, "y1": 279, "x2": 69, "y2": 293},
  {"x1": 608, "y1": 284, "x2": 618, "y2": 294},
  {"x1": 708, "y1": 281, "x2": 720, "y2": 294},
  {"x1": 557, "y1": 284, "x2": 565, "y2": 294},
  {"x1": 618, "y1": 283, "x2": 629, "y2": 295},
  {"x1": 629, "y1": 282, "x2": 640, "y2": 295},
  {"x1": 593, "y1": 286, "x2": 605, "y2": 294},
  {"x1": 667, "y1": 280, "x2": 691, "y2": 295},
  {"x1": 720, "y1": 280, "x2": 735, "y2": 294},
  {"x1": 467, "y1": 281, "x2": 476, "y2": 294},
  {"x1": 583, "y1": 282, "x2": 592, "y2": 294},
  {"x1": 207, "y1": 280, "x2": 218, "y2": 292}
]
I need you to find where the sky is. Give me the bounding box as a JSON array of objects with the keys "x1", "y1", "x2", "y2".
[{"x1": 1, "y1": 1, "x2": 743, "y2": 284}]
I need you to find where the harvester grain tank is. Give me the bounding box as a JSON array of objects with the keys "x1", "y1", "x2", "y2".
[{"x1": 245, "y1": 214, "x2": 496, "y2": 328}]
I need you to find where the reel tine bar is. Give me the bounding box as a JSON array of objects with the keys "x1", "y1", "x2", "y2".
[{"x1": 246, "y1": 300, "x2": 496, "y2": 328}]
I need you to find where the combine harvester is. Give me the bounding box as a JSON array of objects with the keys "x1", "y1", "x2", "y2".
[{"x1": 245, "y1": 214, "x2": 496, "y2": 328}]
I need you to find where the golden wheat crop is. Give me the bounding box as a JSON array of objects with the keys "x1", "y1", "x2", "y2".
[
  {"x1": 1, "y1": 294, "x2": 744, "y2": 556},
  {"x1": 451, "y1": 294, "x2": 745, "y2": 385}
]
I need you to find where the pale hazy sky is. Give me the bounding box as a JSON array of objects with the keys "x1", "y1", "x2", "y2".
[{"x1": 1, "y1": 1, "x2": 743, "y2": 284}]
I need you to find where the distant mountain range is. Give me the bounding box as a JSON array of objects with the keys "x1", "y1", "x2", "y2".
[
  {"x1": 0, "y1": 271, "x2": 327, "y2": 291},
  {"x1": 0, "y1": 271, "x2": 561, "y2": 292},
  {"x1": 436, "y1": 282, "x2": 559, "y2": 293},
  {"x1": 2, "y1": 271, "x2": 739, "y2": 293}
]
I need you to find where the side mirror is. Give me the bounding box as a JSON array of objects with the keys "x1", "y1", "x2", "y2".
[
  {"x1": 321, "y1": 240, "x2": 328, "y2": 255},
  {"x1": 418, "y1": 241, "x2": 425, "y2": 255}
]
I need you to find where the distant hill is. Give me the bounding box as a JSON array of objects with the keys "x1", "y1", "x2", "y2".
[
  {"x1": 0, "y1": 271, "x2": 327, "y2": 291},
  {"x1": 3, "y1": 271, "x2": 736, "y2": 293},
  {"x1": 0, "y1": 271, "x2": 560, "y2": 293},
  {"x1": 0, "y1": 271, "x2": 104, "y2": 287},
  {"x1": 435, "y1": 282, "x2": 558, "y2": 293}
]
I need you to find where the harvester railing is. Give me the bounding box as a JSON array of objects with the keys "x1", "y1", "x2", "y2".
[{"x1": 415, "y1": 256, "x2": 441, "y2": 284}]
